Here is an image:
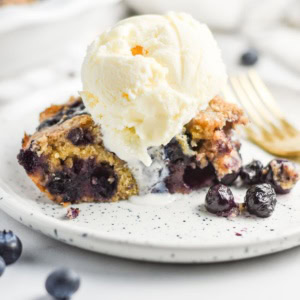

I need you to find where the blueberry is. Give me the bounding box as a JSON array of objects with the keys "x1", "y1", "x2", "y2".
[
  {"x1": 0, "y1": 230, "x2": 22, "y2": 265},
  {"x1": 205, "y1": 184, "x2": 236, "y2": 215},
  {"x1": 37, "y1": 109, "x2": 66, "y2": 131},
  {"x1": 261, "y1": 159, "x2": 299, "y2": 194},
  {"x1": 220, "y1": 171, "x2": 240, "y2": 185},
  {"x1": 17, "y1": 149, "x2": 40, "y2": 174},
  {"x1": 240, "y1": 160, "x2": 263, "y2": 185},
  {"x1": 240, "y1": 49, "x2": 259, "y2": 66},
  {"x1": 90, "y1": 164, "x2": 118, "y2": 198},
  {"x1": 67, "y1": 128, "x2": 93, "y2": 146},
  {"x1": 45, "y1": 268, "x2": 80, "y2": 300},
  {"x1": 0, "y1": 256, "x2": 6, "y2": 277},
  {"x1": 46, "y1": 172, "x2": 71, "y2": 195},
  {"x1": 245, "y1": 184, "x2": 276, "y2": 218}
]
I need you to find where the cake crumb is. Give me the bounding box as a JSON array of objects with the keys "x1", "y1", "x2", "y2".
[{"x1": 66, "y1": 207, "x2": 80, "y2": 220}]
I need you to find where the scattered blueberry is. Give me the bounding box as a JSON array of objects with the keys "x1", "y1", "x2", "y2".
[
  {"x1": 245, "y1": 184, "x2": 277, "y2": 218},
  {"x1": 205, "y1": 184, "x2": 236, "y2": 215},
  {"x1": 45, "y1": 268, "x2": 80, "y2": 300},
  {"x1": 261, "y1": 159, "x2": 299, "y2": 194},
  {"x1": 240, "y1": 160, "x2": 263, "y2": 185},
  {"x1": 0, "y1": 230, "x2": 22, "y2": 265},
  {"x1": 0, "y1": 256, "x2": 6, "y2": 277},
  {"x1": 240, "y1": 49, "x2": 259, "y2": 66},
  {"x1": 220, "y1": 171, "x2": 240, "y2": 185}
]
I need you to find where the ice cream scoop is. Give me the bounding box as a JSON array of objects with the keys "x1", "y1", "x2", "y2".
[{"x1": 81, "y1": 12, "x2": 227, "y2": 166}]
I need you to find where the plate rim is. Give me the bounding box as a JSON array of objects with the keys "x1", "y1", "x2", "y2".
[{"x1": 1, "y1": 84, "x2": 300, "y2": 262}]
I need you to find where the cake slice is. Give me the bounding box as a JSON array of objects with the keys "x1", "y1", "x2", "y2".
[{"x1": 18, "y1": 96, "x2": 247, "y2": 204}]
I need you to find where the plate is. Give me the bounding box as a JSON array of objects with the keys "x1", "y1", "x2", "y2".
[{"x1": 0, "y1": 85, "x2": 299, "y2": 263}]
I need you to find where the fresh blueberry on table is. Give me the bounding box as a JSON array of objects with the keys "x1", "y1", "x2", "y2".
[
  {"x1": 245, "y1": 183, "x2": 277, "y2": 218},
  {"x1": 240, "y1": 49, "x2": 259, "y2": 66},
  {"x1": 261, "y1": 159, "x2": 299, "y2": 194},
  {"x1": 45, "y1": 268, "x2": 80, "y2": 299},
  {"x1": 205, "y1": 184, "x2": 236, "y2": 215},
  {"x1": 240, "y1": 160, "x2": 263, "y2": 185},
  {"x1": 0, "y1": 256, "x2": 6, "y2": 277},
  {"x1": 0, "y1": 230, "x2": 22, "y2": 265}
]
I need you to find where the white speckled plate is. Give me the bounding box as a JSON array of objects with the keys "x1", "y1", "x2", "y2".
[{"x1": 0, "y1": 85, "x2": 299, "y2": 263}]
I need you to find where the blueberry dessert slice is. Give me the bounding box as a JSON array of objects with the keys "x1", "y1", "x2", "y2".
[
  {"x1": 18, "y1": 96, "x2": 247, "y2": 204},
  {"x1": 18, "y1": 97, "x2": 138, "y2": 204},
  {"x1": 261, "y1": 159, "x2": 299, "y2": 194},
  {"x1": 166, "y1": 97, "x2": 247, "y2": 193},
  {"x1": 245, "y1": 184, "x2": 277, "y2": 218}
]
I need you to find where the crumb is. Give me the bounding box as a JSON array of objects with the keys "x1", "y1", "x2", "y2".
[{"x1": 66, "y1": 207, "x2": 80, "y2": 219}]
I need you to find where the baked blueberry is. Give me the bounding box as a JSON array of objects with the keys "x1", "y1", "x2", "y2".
[
  {"x1": 245, "y1": 184, "x2": 277, "y2": 218},
  {"x1": 45, "y1": 268, "x2": 80, "y2": 300},
  {"x1": 46, "y1": 172, "x2": 71, "y2": 195},
  {"x1": 17, "y1": 149, "x2": 40, "y2": 174},
  {"x1": 240, "y1": 49, "x2": 259, "y2": 66},
  {"x1": 67, "y1": 128, "x2": 93, "y2": 146},
  {"x1": 205, "y1": 184, "x2": 236, "y2": 215},
  {"x1": 240, "y1": 160, "x2": 263, "y2": 185},
  {"x1": 0, "y1": 230, "x2": 23, "y2": 265},
  {"x1": 220, "y1": 171, "x2": 240, "y2": 185},
  {"x1": 261, "y1": 159, "x2": 299, "y2": 194},
  {"x1": 0, "y1": 256, "x2": 6, "y2": 277},
  {"x1": 90, "y1": 164, "x2": 118, "y2": 198}
]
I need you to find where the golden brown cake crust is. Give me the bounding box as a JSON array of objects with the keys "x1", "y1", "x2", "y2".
[{"x1": 187, "y1": 96, "x2": 248, "y2": 141}]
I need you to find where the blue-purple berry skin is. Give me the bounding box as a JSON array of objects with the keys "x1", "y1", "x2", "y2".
[
  {"x1": 0, "y1": 230, "x2": 22, "y2": 265},
  {"x1": 205, "y1": 184, "x2": 236, "y2": 215},
  {"x1": 240, "y1": 49, "x2": 259, "y2": 66},
  {"x1": 245, "y1": 184, "x2": 277, "y2": 218},
  {"x1": 45, "y1": 268, "x2": 80, "y2": 299},
  {"x1": 240, "y1": 160, "x2": 263, "y2": 185},
  {"x1": 0, "y1": 256, "x2": 6, "y2": 277},
  {"x1": 220, "y1": 171, "x2": 240, "y2": 186}
]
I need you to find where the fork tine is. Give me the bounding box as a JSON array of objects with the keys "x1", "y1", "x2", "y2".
[
  {"x1": 230, "y1": 76, "x2": 273, "y2": 141},
  {"x1": 238, "y1": 74, "x2": 285, "y2": 140},
  {"x1": 248, "y1": 70, "x2": 298, "y2": 136}
]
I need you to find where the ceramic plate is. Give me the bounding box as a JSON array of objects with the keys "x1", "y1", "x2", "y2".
[{"x1": 0, "y1": 85, "x2": 299, "y2": 263}]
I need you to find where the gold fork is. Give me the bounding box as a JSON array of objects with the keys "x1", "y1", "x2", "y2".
[{"x1": 222, "y1": 70, "x2": 300, "y2": 159}]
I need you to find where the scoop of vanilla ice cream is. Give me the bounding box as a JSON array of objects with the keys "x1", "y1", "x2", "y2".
[{"x1": 81, "y1": 12, "x2": 227, "y2": 166}]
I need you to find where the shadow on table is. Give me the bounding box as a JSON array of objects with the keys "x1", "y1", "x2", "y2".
[{"x1": 33, "y1": 297, "x2": 52, "y2": 300}]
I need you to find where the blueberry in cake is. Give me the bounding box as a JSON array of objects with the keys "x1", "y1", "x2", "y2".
[{"x1": 18, "y1": 96, "x2": 247, "y2": 204}]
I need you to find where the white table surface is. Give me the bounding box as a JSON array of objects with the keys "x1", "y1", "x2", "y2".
[{"x1": 1, "y1": 8, "x2": 300, "y2": 300}]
